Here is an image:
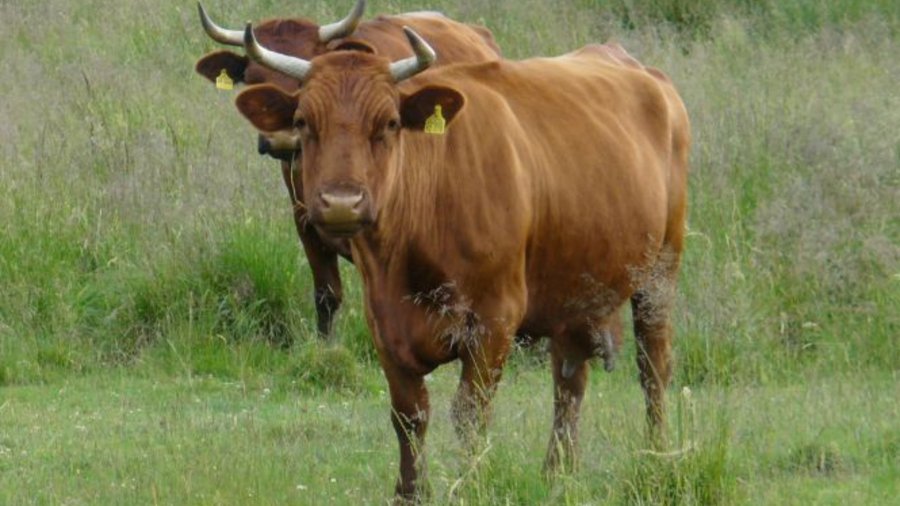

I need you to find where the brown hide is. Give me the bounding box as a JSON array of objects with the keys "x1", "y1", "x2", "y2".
[
  {"x1": 246, "y1": 46, "x2": 689, "y2": 498},
  {"x1": 197, "y1": 10, "x2": 502, "y2": 336}
]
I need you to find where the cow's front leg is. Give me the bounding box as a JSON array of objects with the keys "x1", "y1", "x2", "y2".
[
  {"x1": 384, "y1": 364, "x2": 431, "y2": 502},
  {"x1": 284, "y1": 161, "x2": 344, "y2": 338},
  {"x1": 296, "y1": 228, "x2": 343, "y2": 337}
]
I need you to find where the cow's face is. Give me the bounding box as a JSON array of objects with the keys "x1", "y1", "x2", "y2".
[
  {"x1": 196, "y1": 21, "x2": 323, "y2": 163},
  {"x1": 236, "y1": 50, "x2": 463, "y2": 239},
  {"x1": 196, "y1": 1, "x2": 368, "y2": 161},
  {"x1": 195, "y1": 23, "x2": 322, "y2": 91}
]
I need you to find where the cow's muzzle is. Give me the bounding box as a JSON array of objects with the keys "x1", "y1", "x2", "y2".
[
  {"x1": 257, "y1": 133, "x2": 298, "y2": 162},
  {"x1": 313, "y1": 185, "x2": 373, "y2": 237}
]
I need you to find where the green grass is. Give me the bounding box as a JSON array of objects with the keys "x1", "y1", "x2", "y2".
[
  {"x1": 1, "y1": 362, "x2": 897, "y2": 505},
  {"x1": 1, "y1": 0, "x2": 898, "y2": 503}
]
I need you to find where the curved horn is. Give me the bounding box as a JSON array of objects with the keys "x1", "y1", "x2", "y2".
[
  {"x1": 243, "y1": 23, "x2": 312, "y2": 81},
  {"x1": 318, "y1": 0, "x2": 366, "y2": 43},
  {"x1": 389, "y1": 27, "x2": 436, "y2": 82},
  {"x1": 197, "y1": 2, "x2": 244, "y2": 46}
]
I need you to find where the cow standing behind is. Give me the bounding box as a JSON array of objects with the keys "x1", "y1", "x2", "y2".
[
  {"x1": 195, "y1": 0, "x2": 502, "y2": 336},
  {"x1": 237, "y1": 25, "x2": 689, "y2": 501}
]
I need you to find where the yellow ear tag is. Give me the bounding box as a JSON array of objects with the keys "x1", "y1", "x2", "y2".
[
  {"x1": 215, "y1": 69, "x2": 234, "y2": 90},
  {"x1": 424, "y1": 105, "x2": 446, "y2": 135}
]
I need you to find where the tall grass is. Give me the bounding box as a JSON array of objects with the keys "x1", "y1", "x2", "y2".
[{"x1": 1, "y1": 0, "x2": 898, "y2": 391}]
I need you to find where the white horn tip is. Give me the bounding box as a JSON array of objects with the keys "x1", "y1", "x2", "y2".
[
  {"x1": 353, "y1": 0, "x2": 367, "y2": 17},
  {"x1": 198, "y1": 1, "x2": 244, "y2": 46},
  {"x1": 198, "y1": 2, "x2": 211, "y2": 30},
  {"x1": 402, "y1": 26, "x2": 436, "y2": 65},
  {"x1": 318, "y1": 0, "x2": 367, "y2": 43}
]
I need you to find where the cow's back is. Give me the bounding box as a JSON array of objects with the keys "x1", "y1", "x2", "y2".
[{"x1": 350, "y1": 14, "x2": 501, "y2": 64}]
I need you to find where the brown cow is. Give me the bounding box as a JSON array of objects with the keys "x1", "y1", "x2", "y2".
[
  {"x1": 237, "y1": 26, "x2": 689, "y2": 500},
  {"x1": 195, "y1": 1, "x2": 502, "y2": 337}
]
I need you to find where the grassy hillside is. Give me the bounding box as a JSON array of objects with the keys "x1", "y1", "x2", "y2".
[{"x1": 1, "y1": 0, "x2": 897, "y2": 503}]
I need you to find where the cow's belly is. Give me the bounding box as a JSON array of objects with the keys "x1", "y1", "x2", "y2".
[
  {"x1": 519, "y1": 268, "x2": 630, "y2": 339},
  {"x1": 518, "y1": 216, "x2": 663, "y2": 338}
]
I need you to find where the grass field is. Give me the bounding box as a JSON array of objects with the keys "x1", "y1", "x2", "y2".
[
  {"x1": 3, "y1": 364, "x2": 898, "y2": 504},
  {"x1": 1, "y1": 0, "x2": 898, "y2": 504}
]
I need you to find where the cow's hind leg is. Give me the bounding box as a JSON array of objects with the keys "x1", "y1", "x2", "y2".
[{"x1": 631, "y1": 246, "x2": 680, "y2": 444}]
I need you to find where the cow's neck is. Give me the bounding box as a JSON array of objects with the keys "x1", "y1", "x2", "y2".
[{"x1": 373, "y1": 135, "x2": 460, "y2": 254}]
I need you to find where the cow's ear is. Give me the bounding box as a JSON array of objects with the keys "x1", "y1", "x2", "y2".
[
  {"x1": 399, "y1": 86, "x2": 465, "y2": 131},
  {"x1": 235, "y1": 84, "x2": 297, "y2": 133},
  {"x1": 195, "y1": 51, "x2": 248, "y2": 84}
]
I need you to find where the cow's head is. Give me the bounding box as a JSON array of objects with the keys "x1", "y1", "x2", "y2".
[
  {"x1": 195, "y1": 1, "x2": 370, "y2": 160},
  {"x1": 236, "y1": 26, "x2": 465, "y2": 238}
]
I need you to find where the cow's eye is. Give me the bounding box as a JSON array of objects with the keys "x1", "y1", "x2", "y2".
[
  {"x1": 372, "y1": 120, "x2": 398, "y2": 143},
  {"x1": 296, "y1": 119, "x2": 318, "y2": 141}
]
